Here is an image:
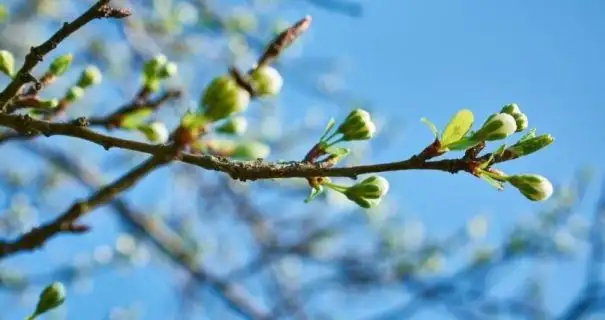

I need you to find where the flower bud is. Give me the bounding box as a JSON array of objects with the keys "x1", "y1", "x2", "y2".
[
  {"x1": 143, "y1": 54, "x2": 167, "y2": 79},
  {"x1": 344, "y1": 176, "x2": 389, "y2": 208},
  {"x1": 34, "y1": 282, "x2": 66, "y2": 316},
  {"x1": 473, "y1": 113, "x2": 517, "y2": 141},
  {"x1": 216, "y1": 116, "x2": 248, "y2": 135},
  {"x1": 336, "y1": 108, "x2": 376, "y2": 141},
  {"x1": 232, "y1": 141, "x2": 270, "y2": 160},
  {"x1": 0, "y1": 49, "x2": 15, "y2": 77},
  {"x1": 77, "y1": 65, "x2": 102, "y2": 88},
  {"x1": 48, "y1": 54, "x2": 73, "y2": 76},
  {"x1": 512, "y1": 112, "x2": 528, "y2": 132},
  {"x1": 500, "y1": 103, "x2": 521, "y2": 115},
  {"x1": 250, "y1": 66, "x2": 283, "y2": 97},
  {"x1": 200, "y1": 75, "x2": 250, "y2": 121},
  {"x1": 65, "y1": 86, "x2": 85, "y2": 102},
  {"x1": 507, "y1": 134, "x2": 554, "y2": 157},
  {"x1": 139, "y1": 121, "x2": 169, "y2": 144},
  {"x1": 508, "y1": 174, "x2": 553, "y2": 201},
  {"x1": 40, "y1": 98, "x2": 59, "y2": 109},
  {"x1": 158, "y1": 61, "x2": 177, "y2": 79}
]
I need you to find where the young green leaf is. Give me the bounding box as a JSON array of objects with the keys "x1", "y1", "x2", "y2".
[
  {"x1": 120, "y1": 108, "x2": 153, "y2": 129},
  {"x1": 441, "y1": 109, "x2": 474, "y2": 147},
  {"x1": 445, "y1": 137, "x2": 480, "y2": 151},
  {"x1": 305, "y1": 185, "x2": 324, "y2": 203},
  {"x1": 319, "y1": 118, "x2": 337, "y2": 142},
  {"x1": 517, "y1": 128, "x2": 536, "y2": 143},
  {"x1": 420, "y1": 117, "x2": 439, "y2": 138},
  {"x1": 325, "y1": 146, "x2": 350, "y2": 157}
]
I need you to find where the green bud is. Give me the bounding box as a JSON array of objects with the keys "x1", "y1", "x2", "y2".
[
  {"x1": 507, "y1": 134, "x2": 554, "y2": 157},
  {"x1": 40, "y1": 98, "x2": 59, "y2": 109},
  {"x1": 336, "y1": 108, "x2": 376, "y2": 141},
  {"x1": 512, "y1": 112, "x2": 528, "y2": 132},
  {"x1": 473, "y1": 113, "x2": 517, "y2": 141},
  {"x1": 48, "y1": 54, "x2": 73, "y2": 76},
  {"x1": 143, "y1": 54, "x2": 167, "y2": 79},
  {"x1": 200, "y1": 75, "x2": 250, "y2": 122},
  {"x1": 0, "y1": 49, "x2": 15, "y2": 77},
  {"x1": 65, "y1": 86, "x2": 85, "y2": 102},
  {"x1": 344, "y1": 176, "x2": 389, "y2": 208},
  {"x1": 77, "y1": 65, "x2": 102, "y2": 88},
  {"x1": 158, "y1": 61, "x2": 177, "y2": 79},
  {"x1": 500, "y1": 103, "x2": 521, "y2": 116},
  {"x1": 139, "y1": 121, "x2": 169, "y2": 143},
  {"x1": 250, "y1": 66, "x2": 283, "y2": 97},
  {"x1": 33, "y1": 282, "x2": 66, "y2": 317},
  {"x1": 508, "y1": 174, "x2": 553, "y2": 201},
  {"x1": 232, "y1": 140, "x2": 270, "y2": 160},
  {"x1": 216, "y1": 116, "x2": 248, "y2": 135}
]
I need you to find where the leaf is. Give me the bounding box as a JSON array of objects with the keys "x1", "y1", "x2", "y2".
[
  {"x1": 517, "y1": 128, "x2": 536, "y2": 143},
  {"x1": 446, "y1": 137, "x2": 481, "y2": 151},
  {"x1": 319, "y1": 118, "x2": 337, "y2": 142},
  {"x1": 441, "y1": 109, "x2": 474, "y2": 147},
  {"x1": 180, "y1": 111, "x2": 207, "y2": 129},
  {"x1": 420, "y1": 117, "x2": 439, "y2": 138},
  {"x1": 304, "y1": 185, "x2": 324, "y2": 203},
  {"x1": 120, "y1": 108, "x2": 153, "y2": 129},
  {"x1": 325, "y1": 146, "x2": 350, "y2": 157},
  {"x1": 479, "y1": 172, "x2": 505, "y2": 191},
  {"x1": 479, "y1": 144, "x2": 507, "y2": 169}
]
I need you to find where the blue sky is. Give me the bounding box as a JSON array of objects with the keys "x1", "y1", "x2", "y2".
[{"x1": 2, "y1": 0, "x2": 605, "y2": 319}]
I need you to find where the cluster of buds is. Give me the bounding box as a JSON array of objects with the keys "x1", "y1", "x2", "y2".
[
  {"x1": 28, "y1": 282, "x2": 66, "y2": 319},
  {"x1": 500, "y1": 103, "x2": 528, "y2": 132},
  {"x1": 62, "y1": 65, "x2": 102, "y2": 104},
  {"x1": 471, "y1": 103, "x2": 529, "y2": 142},
  {"x1": 303, "y1": 108, "x2": 382, "y2": 208},
  {"x1": 0, "y1": 49, "x2": 15, "y2": 78},
  {"x1": 142, "y1": 54, "x2": 178, "y2": 92}
]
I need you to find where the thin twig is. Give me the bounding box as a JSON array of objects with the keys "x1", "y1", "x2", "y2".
[{"x1": 0, "y1": 0, "x2": 131, "y2": 111}]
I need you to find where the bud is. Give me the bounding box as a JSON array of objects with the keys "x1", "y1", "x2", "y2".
[
  {"x1": 508, "y1": 174, "x2": 554, "y2": 201},
  {"x1": 143, "y1": 54, "x2": 167, "y2": 79},
  {"x1": 34, "y1": 282, "x2": 66, "y2": 316},
  {"x1": 507, "y1": 134, "x2": 554, "y2": 157},
  {"x1": 512, "y1": 112, "x2": 528, "y2": 132},
  {"x1": 250, "y1": 66, "x2": 283, "y2": 97},
  {"x1": 473, "y1": 113, "x2": 517, "y2": 141},
  {"x1": 77, "y1": 65, "x2": 102, "y2": 88},
  {"x1": 65, "y1": 86, "x2": 85, "y2": 102},
  {"x1": 200, "y1": 75, "x2": 250, "y2": 121},
  {"x1": 500, "y1": 103, "x2": 521, "y2": 116},
  {"x1": 158, "y1": 61, "x2": 178, "y2": 79},
  {"x1": 216, "y1": 116, "x2": 248, "y2": 135},
  {"x1": 344, "y1": 175, "x2": 389, "y2": 208},
  {"x1": 139, "y1": 121, "x2": 170, "y2": 144},
  {"x1": 48, "y1": 54, "x2": 73, "y2": 76},
  {"x1": 40, "y1": 98, "x2": 59, "y2": 109},
  {"x1": 336, "y1": 108, "x2": 376, "y2": 141},
  {"x1": 0, "y1": 49, "x2": 15, "y2": 77},
  {"x1": 232, "y1": 141, "x2": 270, "y2": 160}
]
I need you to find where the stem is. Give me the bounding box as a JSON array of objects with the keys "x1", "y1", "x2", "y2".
[{"x1": 323, "y1": 181, "x2": 349, "y2": 193}]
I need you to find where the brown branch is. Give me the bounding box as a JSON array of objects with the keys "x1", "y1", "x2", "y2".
[
  {"x1": 18, "y1": 144, "x2": 270, "y2": 319},
  {"x1": 0, "y1": 0, "x2": 131, "y2": 111},
  {"x1": 0, "y1": 151, "x2": 174, "y2": 258},
  {"x1": 0, "y1": 113, "x2": 500, "y2": 181}
]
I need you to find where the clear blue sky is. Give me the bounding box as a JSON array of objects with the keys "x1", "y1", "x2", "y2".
[{"x1": 2, "y1": 0, "x2": 605, "y2": 319}]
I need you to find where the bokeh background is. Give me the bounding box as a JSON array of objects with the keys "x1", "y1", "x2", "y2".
[{"x1": 1, "y1": 0, "x2": 604, "y2": 319}]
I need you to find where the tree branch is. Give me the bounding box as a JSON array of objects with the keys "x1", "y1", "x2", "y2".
[
  {"x1": 0, "y1": 113, "x2": 501, "y2": 182},
  {"x1": 0, "y1": 0, "x2": 131, "y2": 111},
  {"x1": 0, "y1": 151, "x2": 174, "y2": 258}
]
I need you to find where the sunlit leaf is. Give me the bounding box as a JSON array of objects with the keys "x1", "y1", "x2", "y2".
[{"x1": 441, "y1": 109, "x2": 474, "y2": 147}]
